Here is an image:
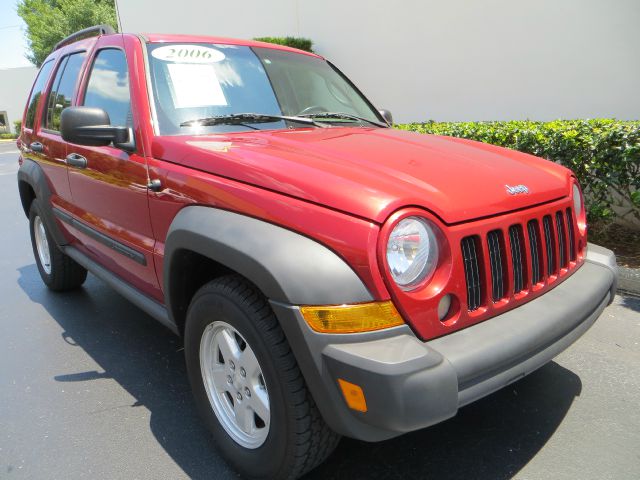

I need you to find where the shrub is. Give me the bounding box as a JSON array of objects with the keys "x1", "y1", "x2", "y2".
[
  {"x1": 0, "y1": 133, "x2": 18, "y2": 139},
  {"x1": 397, "y1": 119, "x2": 640, "y2": 226},
  {"x1": 14, "y1": 120, "x2": 22, "y2": 134},
  {"x1": 253, "y1": 36, "x2": 314, "y2": 53}
]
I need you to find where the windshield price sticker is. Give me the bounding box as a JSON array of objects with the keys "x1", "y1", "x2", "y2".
[{"x1": 152, "y1": 45, "x2": 226, "y2": 63}]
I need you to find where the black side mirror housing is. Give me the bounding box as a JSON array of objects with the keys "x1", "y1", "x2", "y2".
[
  {"x1": 60, "y1": 107, "x2": 130, "y2": 148},
  {"x1": 378, "y1": 109, "x2": 393, "y2": 126}
]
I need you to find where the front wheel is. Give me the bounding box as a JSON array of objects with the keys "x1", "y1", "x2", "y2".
[{"x1": 184, "y1": 275, "x2": 340, "y2": 479}]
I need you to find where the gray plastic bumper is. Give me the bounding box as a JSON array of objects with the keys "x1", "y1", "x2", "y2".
[{"x1": 272, "y1": 244, "x2": 617, "y2": 442}]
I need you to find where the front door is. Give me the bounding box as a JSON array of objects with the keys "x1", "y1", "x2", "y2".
[{"x1": 64, "y1": 36, "x2": 160, "y2": 300}]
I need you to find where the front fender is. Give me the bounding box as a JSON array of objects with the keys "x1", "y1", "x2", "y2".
[{"x1": 164, "y1": 206, "x2": 373, "y2": 321}]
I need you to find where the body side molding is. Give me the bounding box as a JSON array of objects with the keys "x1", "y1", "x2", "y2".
[
  {"x1": 53, "y1": 207, "x2": 147, "y2": 265},
  {"x1": 164, "y1": 206, "x2": 374, "y2": 322}
]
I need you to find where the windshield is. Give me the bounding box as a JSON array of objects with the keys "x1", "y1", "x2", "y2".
[{"x1": 146, "y1": 43, "x2": 383, "y2": 135}]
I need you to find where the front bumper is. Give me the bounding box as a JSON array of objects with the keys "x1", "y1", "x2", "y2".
[{"x1": 271, "y1": 244, "x2": 617, "y2": 441}]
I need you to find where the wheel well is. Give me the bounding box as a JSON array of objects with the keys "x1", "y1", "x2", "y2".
[
  {"x1": 18, "y1": 180, "x2": 35, "y2": 217},
  {"x1": 168, "y1": 249, "x2": 235, "y2": 335}
]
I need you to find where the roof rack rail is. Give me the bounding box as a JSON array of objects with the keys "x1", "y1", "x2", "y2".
[{"x1": 53, "y1": 24, "x2": 116, "y2": 51}]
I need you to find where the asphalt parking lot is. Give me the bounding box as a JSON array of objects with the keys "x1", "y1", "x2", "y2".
[{"x1": 1, "y1": 141, "x2": 639, "y2": 479}]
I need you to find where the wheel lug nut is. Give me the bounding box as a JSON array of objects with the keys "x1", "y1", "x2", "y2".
[
  {"x1": 236, "y1": 392, "x2": 242, "y2": 401},
  {"x1": 244, "y1": 387, "x2": 251, "y2": 397},
  {"x1": 227, "y1": 375, "x2": 232, "y2": 384},
  {"x1": 240, "y1": 367, "x2": 246, "y2": 377},
  {"x1": 229, "y1": 360, "x2": 235, "y2": 370}
]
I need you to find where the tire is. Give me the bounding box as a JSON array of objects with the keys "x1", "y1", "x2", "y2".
[
  {"x1": 185, "y1": 275, "x2": 340, "y2": 479},
  {"x1": 29, "y1": 199, "x2": 87, "y2": 291}
]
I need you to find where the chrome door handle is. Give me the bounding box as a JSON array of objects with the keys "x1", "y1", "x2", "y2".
[
  {"x1": 30, "y1": 142, "x2": 44, "y2": 153},
  {"x1": 66, "y1": 153, "x2": 87, "y2": 169}
]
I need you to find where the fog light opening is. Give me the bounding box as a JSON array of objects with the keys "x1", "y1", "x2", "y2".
[{"x1": 438, "y1": 294, "x2": 452, "y2": 322}]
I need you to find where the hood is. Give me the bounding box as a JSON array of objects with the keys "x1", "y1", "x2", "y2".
[{"x1": 151, "y1": 127, "x2": 572, "y2": 224}]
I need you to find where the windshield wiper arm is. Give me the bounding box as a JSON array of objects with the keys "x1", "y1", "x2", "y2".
[
  {"x1": 180, "y1": 113, "x2": 326, "y2": 128},
  {"x1": 299, "y1": 112, "x2": 387, "y2": 128}
]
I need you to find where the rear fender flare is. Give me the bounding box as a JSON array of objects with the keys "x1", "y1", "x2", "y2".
[{"x1": 17, "y1": 158, "x2": 70, "y2": 247}]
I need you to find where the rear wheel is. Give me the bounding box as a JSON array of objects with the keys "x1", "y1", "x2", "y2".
[
  {"x1": 185, "y1": 275, "x2": 340, "y2": 479},
  {"x1": 29, "y1": 199, "x2": 87, "y2": 291}
]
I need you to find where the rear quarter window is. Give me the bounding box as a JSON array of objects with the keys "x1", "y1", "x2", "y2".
[{"x1": 24, "y1": 60, "x2": 54, "y2": 129}]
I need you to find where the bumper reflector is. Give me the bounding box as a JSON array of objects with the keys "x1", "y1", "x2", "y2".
[
  {"x1": 338, "y1": 379, "x2": 368, "y2": 412},
  {"x1": 300, "y1": 301, "x2": 403, "y2": 333}
]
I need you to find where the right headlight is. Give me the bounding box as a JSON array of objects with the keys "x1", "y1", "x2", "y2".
[
  {"x1": 386, "y1": 216, "x2": 439, "y2": 290},
  {"x1": 572, "y1": 183, "x2": 583, "y2": 217}
]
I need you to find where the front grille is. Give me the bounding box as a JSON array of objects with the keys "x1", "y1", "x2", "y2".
[
  {"x1": 543, "y1": 215, "x2": 556, "y2": 275},
  {"x1": 556, "y1": 211, "x2": 567, "y2": 268},
  {"x1": 566, "y1": 208, "x2": 576, "y2": 261},
  {"x1": 461, "y1": 207, "x2": 577, "y2": 311},
  {"x1": 461, "y1": 236, "x2": 482, "y2": 311},
  {"x1": 527, "y1": 220, "x2": 543, "y2": 284},
  {"x1": 509, "y1": 225, "x2": 526, "y2": 294},
  {"x1": 487, "y1": 230, "x2": 505, "y2": 301}
]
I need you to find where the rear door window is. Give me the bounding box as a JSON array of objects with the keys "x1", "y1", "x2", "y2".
[
  {"x1": 24, "y1": 60, "x2": 54, "y2": 130},
  {"x1": 43, "y1": 51, "x2": 86, "y2": 132}
]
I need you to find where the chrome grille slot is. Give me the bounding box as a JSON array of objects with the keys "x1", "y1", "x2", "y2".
[
  {"x1": 543, "y1": 215, "x2": 556, "y2": 275},
  {"x1": 509, "y1": 225, "x2": 526, "y2": 294},
  {"x1": 487, "y1": 230, "x2": 506, "y2": 302},
  {"x1": 461, "y1": 236, "x2": 483, "y2": 311},
  {"x1": 527, "y1": 219, "x2": 543, "y2": 284}
]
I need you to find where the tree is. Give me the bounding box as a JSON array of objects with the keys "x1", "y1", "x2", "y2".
[{"x1": 17, "y1": 0, "x2": 118, "y2": 67}]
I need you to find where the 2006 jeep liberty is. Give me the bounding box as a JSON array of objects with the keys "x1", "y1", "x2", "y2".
[{"x1": 17, "y1": 25, "x2": 617, "y2": 479}]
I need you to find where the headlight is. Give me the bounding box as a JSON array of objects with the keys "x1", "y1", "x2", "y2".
[
  {"x1": 386, "y1": 216, "x2": 439, "y2": 289},
  {"x1": 572, "y1": 183, "x2": 583, "y2": 217}
]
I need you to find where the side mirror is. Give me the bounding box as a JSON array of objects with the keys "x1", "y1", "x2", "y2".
[
  {"x1": 60, "y1": 107, "x2": 130, "y2": 148},
  {"x1": 378, "y1": 109, "x2": 393, "y2": 126}
]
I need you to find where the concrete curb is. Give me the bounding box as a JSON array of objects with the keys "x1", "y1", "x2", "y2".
[{"x1": 618, "y1": 266, "x2": 640, "y2": 296}]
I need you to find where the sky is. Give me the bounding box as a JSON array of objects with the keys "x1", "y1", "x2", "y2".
[{"x1": 0, "y1": 0, "x2": 34, "y2": 69}]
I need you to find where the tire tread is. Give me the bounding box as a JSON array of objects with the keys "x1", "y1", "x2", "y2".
[{"x1": 191, "y1": 275, "x2": 340, "y2": 479}]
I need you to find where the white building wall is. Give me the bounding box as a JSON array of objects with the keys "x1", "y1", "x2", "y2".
[
  {"x1": 0, "y1": 66, "x2": 38, "y2": 133},
  {"x1": 118, "y1": 0, "x2": 640, "y2": 123}
]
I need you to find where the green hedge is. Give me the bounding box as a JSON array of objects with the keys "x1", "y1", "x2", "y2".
[
  {"x1": 253, "y1": 36, "x2": 314, "y2": 53},
  {"x1": 0, "y1": 133, "x2": 17, "y2": 140},
  {"x1": 397, "y1": 119, "x2": 640, "y2": 225}
]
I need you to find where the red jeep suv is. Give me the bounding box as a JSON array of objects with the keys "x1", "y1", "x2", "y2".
[{"x1": 17, "y1": 25, "x2": 617, "y2": 479}]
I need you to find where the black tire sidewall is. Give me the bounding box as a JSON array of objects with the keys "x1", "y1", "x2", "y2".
[
  {"x1": 184, "y1": 286, "x2": 293, "y2": 479},
  {"x1": 29, "y1": 199, "x2": 55, "y2": 286}
]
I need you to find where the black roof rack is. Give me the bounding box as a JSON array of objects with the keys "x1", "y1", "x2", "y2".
[{"x1": 53, "y1": 24, "x2": 115, "y2": 51}]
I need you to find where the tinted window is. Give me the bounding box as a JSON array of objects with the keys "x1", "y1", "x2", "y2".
[
  {"x1": 44, "y1": 52, "x2": 86, "y2": 131},
  {"x1": 24, "y1": 60, "x2": 54, "y2": 129},
  {"x1": 83, "y1": 49, "x2": 132, "y2": 127}
]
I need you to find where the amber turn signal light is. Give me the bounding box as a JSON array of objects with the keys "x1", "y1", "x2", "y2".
[
  {"x1": 337, "y1": 379, "x2": 368, "y2": 412},
  {"x1": 300, "y1": 301, "x2": 404, "y2": 333}
]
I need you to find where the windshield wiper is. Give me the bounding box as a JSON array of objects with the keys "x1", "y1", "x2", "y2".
[
  {"x1": 180, "y1": 113, "x2": 326, "y2": 128},
  {"x1": 299, "y1": 112, "x2": 388, "y2": 128}
]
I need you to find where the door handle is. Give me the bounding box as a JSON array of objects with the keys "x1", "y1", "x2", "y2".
[
  {"x1": 66, "y1": 153, "x2": 87, "y2": 169},
  {"x1": 30, "y1": 142, "x2": 44, "y2": 153}
]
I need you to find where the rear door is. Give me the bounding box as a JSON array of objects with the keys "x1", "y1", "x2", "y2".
[
  {"x1": 64, "y1": 35, "x2": 160, "y2": 299},
  {"x1": 30, "y1": 52, "x2": 88, "y2": 206}
]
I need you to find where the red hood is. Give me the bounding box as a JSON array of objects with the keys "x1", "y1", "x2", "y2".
[{"x1": 151, "y1": 127, "x2": 571, "y2": 224}]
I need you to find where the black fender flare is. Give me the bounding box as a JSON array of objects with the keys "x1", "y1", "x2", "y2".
[
  {"x1": 164, "y1": 206, "x2": 374, "y2": 323},
  {"x1": 17, "y1": 158, "x2": 70, "y2": 247}
]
